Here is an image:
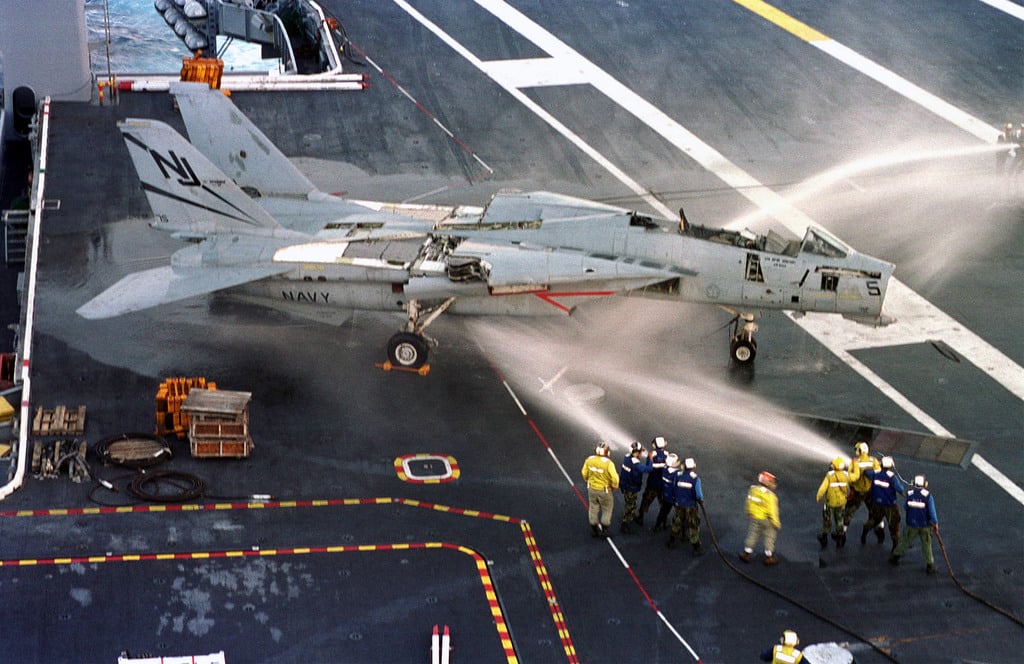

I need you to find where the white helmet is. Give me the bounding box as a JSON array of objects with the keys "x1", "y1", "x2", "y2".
[
  {"x1": 913, "y1": 474, "x2": 927, "y2": 488},
  {"x1": 629, "y1": 441, "x2": 643, "y2": 455},
  {"x1": 653, "y1": 436, "x2": 667, "y2": 449},
  {"x1": 595, "y1": 442, "x2": 610, "y2": 457},
  {"x1": 683, "y1": 457, "x2": 696, "y2": 470},
  {"x1": 665, "y1": 453, "x2": 680, "y2": 468},
  {"x1": 782, "y1": 630, "x2": 799, "y2": 647},
  {"x1": 881, "y1": 456, "x2": 894, "y2": 469}
]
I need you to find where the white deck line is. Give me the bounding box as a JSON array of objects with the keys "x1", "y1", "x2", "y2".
[{"x1": 979, "y1": 0, "x2": 1024, "y2": 20}]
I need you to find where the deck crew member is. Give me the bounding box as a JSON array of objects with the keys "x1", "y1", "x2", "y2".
[
  {"x1": 889, "y1": 474, "x2": 940, "y2": 574},
  {"x1": 652, "y1": 453, "x2": 680, "y2": 532},
  {"x1": 636, "y1": 436, "x2": 668, "y2": 527},
  {"x1": 861, "y1": 456, "x2": 904, "y2": 547},
  {"x1": 619, "y1": 441, "x2": 651, "y2": 533},
  {"x1": 760, "y1": 630, "x2": 803, "y2": 663},
  {"x1": 843, "y1": 442, "x2": 879, "y2": 531},
  {"x1": 997, "y1": 122, "x2": 1015, "y2": 174},
  {"x1": 581, "y1": 442, "x2": 619, "y2": 538},
  {"x1": 816, "y1": 456, "x2": 859, "y2": 549},
  {"x1": 741, "y1": 471, "x2": 781, "y2": 565},
  {"x1": 667, "y1": 457, "x2": 704, "y2": 555}
]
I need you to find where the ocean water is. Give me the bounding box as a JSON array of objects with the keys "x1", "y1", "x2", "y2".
[
  {"x1": 85, "y1": 0, "x2": 275, "y2": 74},
  {"x1": 0, "y1": 0, "x2": 275, "y2": 89}
]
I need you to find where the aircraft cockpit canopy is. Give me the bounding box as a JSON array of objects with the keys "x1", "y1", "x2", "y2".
[{"x1": 800, "y1": 226, "x2": 849, "y2": 259}]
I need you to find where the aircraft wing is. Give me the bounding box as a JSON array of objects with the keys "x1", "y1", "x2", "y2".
[{"x1": 76, "y1": 263, "x2": 291, "y2": 319}]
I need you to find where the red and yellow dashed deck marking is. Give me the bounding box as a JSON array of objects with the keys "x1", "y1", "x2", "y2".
[
  {"x1": 1, "y1": 497, "x2": 575, "y2": 662},
  {"x1": 521, "y1": 522, "x2": 578, "y2": 663},
  {"x1": 0, "y1": 541, "x2": 518, "y2": 664}
]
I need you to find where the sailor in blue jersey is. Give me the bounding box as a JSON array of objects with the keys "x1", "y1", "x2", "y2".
[
  {"x1": 652, "y1": 453, "x2": 680, "y2": 532},
  {"x1": 889, "y1": 474, "x2": 939, "y2": 574},
  {"x1": 636, "y1": 436, "x2": 669, "y2": 527},
  {"x1": 667, "y1": 457, "x2": 704, "y2": 555},
  {"x1": 861, "y1": 456, "x2": 904, "y2": 548},
  {"x1": 619, "y1": 441, "x2": 652, "y2": 534}
]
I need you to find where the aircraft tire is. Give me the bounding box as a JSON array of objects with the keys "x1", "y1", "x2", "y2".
[
  {"x1": 388, "y1": 332, "x2": 429, "y2": 368},
  {"x1": 730, "y1": 338, "x2": 757, "y2": 364}
]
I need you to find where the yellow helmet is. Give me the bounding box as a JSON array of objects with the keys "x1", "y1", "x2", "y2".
[
  {"x1": 832, "y1": 456, "x2": 847, "y2": 471},
  {"x1": 854, "y1": 441, "x2": 869, "y2": 456}
]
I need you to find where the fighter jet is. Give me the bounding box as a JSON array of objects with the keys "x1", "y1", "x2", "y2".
[{"x1": 77, "y1": 82, "x2": 895, "y2": 369}]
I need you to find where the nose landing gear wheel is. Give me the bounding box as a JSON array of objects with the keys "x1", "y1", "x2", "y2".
[
  {"x1": 730, "y1": 338, "x2": 757, "y2": 364},
  {"x1": 388, "y1": 332, "x2": 429, "y2": 369}
]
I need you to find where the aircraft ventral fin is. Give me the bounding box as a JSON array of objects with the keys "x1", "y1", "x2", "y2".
[{"x1": 76, "y1": 263, "x2": 291, "y2": 319}]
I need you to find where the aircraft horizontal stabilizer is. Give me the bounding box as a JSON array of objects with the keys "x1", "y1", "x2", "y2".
[{"x1": 76, "y1": 263, "x2": 291, "y2": 319}]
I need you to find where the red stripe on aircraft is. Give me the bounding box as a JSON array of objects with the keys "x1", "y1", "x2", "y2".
[{"x1": 534, "y1": 290, "x2": 616, "y2": 313}]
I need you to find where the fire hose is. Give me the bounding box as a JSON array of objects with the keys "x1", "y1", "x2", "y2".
[
  {"x1": 887, "y1": 464, "x2": 1023, "y2": 630},
  {"x1": 699, "y1": 503, "x2": 899, "y2": 663},
  {"x1": 934, "y1": 527, "x2": 1024, "y2": 629}
]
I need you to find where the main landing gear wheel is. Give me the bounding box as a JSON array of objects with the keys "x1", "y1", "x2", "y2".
[
  {"x1": 730, "y1": 338, "x2": 757, "y2": 364},
  {"x1": 727, "y1": 312, "x2": 759, "y2": 365},
  {"x1": 388, "y1": 332, "x2": 429, "y2": 369}
]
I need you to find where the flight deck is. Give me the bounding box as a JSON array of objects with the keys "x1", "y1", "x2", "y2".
[{"x1": 0, "y1": 2, "x2": 1022, "y2": 663}]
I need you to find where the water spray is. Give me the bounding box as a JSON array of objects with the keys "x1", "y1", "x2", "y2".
[{"x1": 726, "y1": 142, "x2": 1009, "y2": 231}]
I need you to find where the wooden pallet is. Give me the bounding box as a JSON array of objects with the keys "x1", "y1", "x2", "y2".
[{"x1": 32, "y1": 405, "x2": 86, "y2": 436}]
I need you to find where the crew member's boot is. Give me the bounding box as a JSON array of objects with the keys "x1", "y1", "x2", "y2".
[
  {"x1": 817, "y1": 533, "x2": 828, "y2": 550},
  {"x1": 591, "y1": 524, "x2": 601, "y2": 538},
  {"x1": 692, "y1": 542, "x2": 703, "y2": 556},
  {"x1": 874, "y1": 526, "x2": 885, "y2": 544},
  {"x1": 860, "y1": 524, "x2": 871, "y2": 545}
]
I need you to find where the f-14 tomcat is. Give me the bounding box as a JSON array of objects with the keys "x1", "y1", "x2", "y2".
[{"x1": 78, "y1": 83, "x2": 895, "y2": 369}]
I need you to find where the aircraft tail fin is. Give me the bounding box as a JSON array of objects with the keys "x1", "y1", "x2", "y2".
[
  {"x1": 171, "y1": 81, "x2": 317, "y2": 197},
  {"x1": 119, "y1": 118, "x2": 281, "y2": 231}
]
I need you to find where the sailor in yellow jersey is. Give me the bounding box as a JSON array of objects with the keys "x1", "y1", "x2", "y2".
[
  {"x1": 844, "y1": 441, "x2": 880, "y2": 533},
  {"x1": 740, "y1": 471, "x2": 781, "y2": 565},
  {"x1": 581, "y1": 442, "x2": 619, "y2": 538},
  {"x1": 760, "y1": 630, "x2": 803, "y2": 663},
  {"x1": 816, "y1": 456, "x2": 860, "y2": 549}
]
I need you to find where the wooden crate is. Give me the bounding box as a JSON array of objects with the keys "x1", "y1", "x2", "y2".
[{"x1": 182, "y1": 389, "x2": 253, "y2": 458}]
